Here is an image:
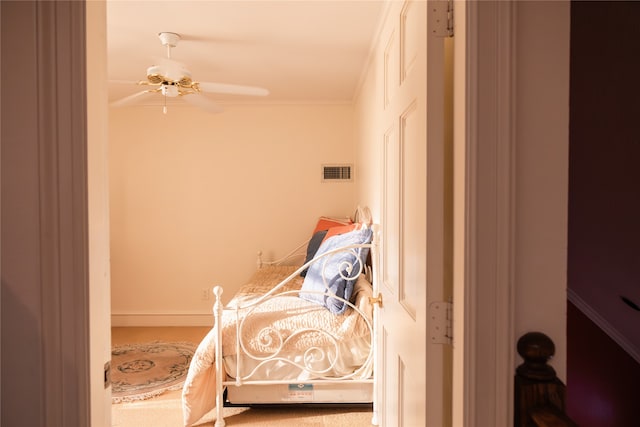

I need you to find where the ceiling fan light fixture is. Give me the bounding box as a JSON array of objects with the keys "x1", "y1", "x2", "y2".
[
  {"x1": 146, "y1": 65, "x2": 164, "y2": 84},
  {"x1": 146, "y1": 67, "x2": 191, "y2": 87},
  {"x1": 177, "y1": 72, "x2": 193, "y2": 87},
  {"x1": 161, "y1": 84, "x2": 179, "y2": 97}
]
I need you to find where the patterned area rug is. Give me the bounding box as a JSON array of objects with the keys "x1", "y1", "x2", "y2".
[{"x1": 111, "y1": 341, "x2": 196, "y2": 403}]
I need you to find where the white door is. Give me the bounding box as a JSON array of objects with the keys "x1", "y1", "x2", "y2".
[{"x1": 375, "y1": 1, "x2": 450, "y2": 426}]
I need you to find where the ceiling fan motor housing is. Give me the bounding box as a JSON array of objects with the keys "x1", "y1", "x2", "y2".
[
  {"x1": 158, "y1": 32, "x2": 180, "y2": 47},
  {"x1": 146, "y1": 65, "x2": 193, "y2": 87}
]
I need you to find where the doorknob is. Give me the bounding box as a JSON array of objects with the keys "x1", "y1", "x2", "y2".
[{"x1": 369, "y1": 294, "x2": 383, "y2": 307}]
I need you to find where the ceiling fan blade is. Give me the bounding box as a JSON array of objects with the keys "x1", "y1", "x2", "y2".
[
  {"x1": 110, "y1": 90, "x2": 157, "y2": 107},
  {"x1": 109, "y1": 79, "x2": 140, "y2": 85},
  {"x1": 181, "y1": 94, "x2": 224, "y2": 114},
  {"x1": 197, "y1": 81, "x2": 269, "y2": 97}
]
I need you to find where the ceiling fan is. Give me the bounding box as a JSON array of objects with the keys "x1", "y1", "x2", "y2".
[{"x1": 110, "y1": 32, "x2": 269, "y2": 114}]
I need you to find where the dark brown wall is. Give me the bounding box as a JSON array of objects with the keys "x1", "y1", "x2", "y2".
[
  {"x1": 567, "y1": 302, "x2": 639, "y2": 426},
  {"x1": 567, "y1": 1, "x2": 640, "y2": 425}
]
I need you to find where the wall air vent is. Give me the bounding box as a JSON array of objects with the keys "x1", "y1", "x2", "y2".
[{"x1": 322, "y1": 165, "x2": 353, "y2": 182}]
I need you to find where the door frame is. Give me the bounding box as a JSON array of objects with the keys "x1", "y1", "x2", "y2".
[
  {"x1": 1, "y1": 1, "x2": 91, "y2": 425},
  {"x1": 452, "y1": 1, "x2": 516, "y2": 426},
  {"x1": 30, "y1": 0, "x2": 520, "y2": 425}
]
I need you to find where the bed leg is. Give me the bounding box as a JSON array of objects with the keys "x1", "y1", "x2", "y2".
[{"x1": 371, "y1": 379, "x2": 380, "y2": 425}]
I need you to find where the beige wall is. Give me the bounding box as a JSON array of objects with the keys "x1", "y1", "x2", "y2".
[
  {"x1": 109, "y1": 103, "x2": 357, "y2": 324},
  {"x1": 514, "y1": 0, "x2": 570, "y2": 381},
  {"x1": 353, "y1": 45, "x2": 382, "y2": 219},
  {"x1": 353, "y1": 81, "x2": 378, "y2": 216}
]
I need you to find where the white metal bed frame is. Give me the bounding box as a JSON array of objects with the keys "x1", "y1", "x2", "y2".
[{"x1": 211, "y1": 225, "x2": 380, "y2": 427}]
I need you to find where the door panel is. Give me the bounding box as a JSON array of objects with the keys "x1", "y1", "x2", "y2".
[
  {"x1": 399, "y1": 101, "x2": 423, "y2": 319},
  {"x1": 376, "y1": 1, "x2": 448, "y2": 425},
  {"x1": 382, "y1": 126, "x2": 400, "y2": 297}
]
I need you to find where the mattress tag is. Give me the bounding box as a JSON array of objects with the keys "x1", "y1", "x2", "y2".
[{"x1": 285, "y1": 383, "x2": 314, "y2": 401}]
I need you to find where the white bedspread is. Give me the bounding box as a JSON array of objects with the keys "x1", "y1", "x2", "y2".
[{"x1": 181, "y1": 266, "x2": 373, "y2": 426}]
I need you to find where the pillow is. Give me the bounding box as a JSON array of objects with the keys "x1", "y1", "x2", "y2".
[
  {"x1": 299, "y1": 227, "x2": 373, "y2": 314},
  {"x1": 322, "y1": 222, "x2": 361, "y2": 242},
  {"x1": 300, "y1": 229, "x2": 328, "y2": 277},
  {"x1": 300, "y1": 216, "x2": 353, "y2": 278},
  {"x1": 311, "y1": 216, "x2": 352, "y2": 234}
]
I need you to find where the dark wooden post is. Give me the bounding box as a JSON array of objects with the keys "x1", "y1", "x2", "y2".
[{"x1": 514, "y1": 332, "x2": 578, "y2": 427}]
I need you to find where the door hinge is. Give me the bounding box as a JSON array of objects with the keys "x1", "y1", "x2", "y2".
[
  {"x1": 429, "y1": 300, "x2": 453, "y2": 345},
  {"x1": 430, "y1": 0, "x2": 454, "y2": 38}
]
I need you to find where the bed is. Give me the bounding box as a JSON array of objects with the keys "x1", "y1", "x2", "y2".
[{"x1": 181, "y1": 209, "x2": 379, "y2": 427}]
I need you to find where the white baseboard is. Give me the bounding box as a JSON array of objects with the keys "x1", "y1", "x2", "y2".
[
  {"x1": 568, "y1": 289, "x2": 640, "y2": 364},
  {"x1": 111, "y1": 313, "x2": 214, "y2": 327}
]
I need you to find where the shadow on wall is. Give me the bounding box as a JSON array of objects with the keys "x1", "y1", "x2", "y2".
[
  {"x1": 566, "y1": 302, "x2": 640, "y2": 427},
  {"x1": 1, "y1": 281, "x2": 42, "y2": 426}
]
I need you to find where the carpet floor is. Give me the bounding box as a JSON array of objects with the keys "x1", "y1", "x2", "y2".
[{"x1": 111, "y1": 327, "x2": 374, "y2": 427}]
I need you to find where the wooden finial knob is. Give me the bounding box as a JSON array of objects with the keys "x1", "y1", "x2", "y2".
[{"x1": 516, "y1": 332, "x2": 557, "y2": 381}]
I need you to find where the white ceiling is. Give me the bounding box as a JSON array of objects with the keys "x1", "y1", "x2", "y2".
[{"x1": 107, "y1": 0, "x2": 387, "y2": 108}]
